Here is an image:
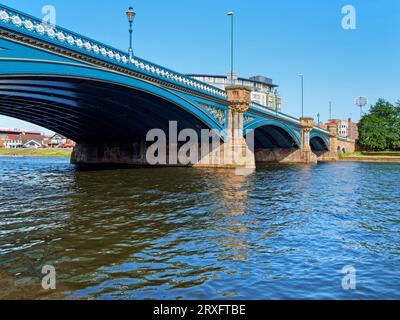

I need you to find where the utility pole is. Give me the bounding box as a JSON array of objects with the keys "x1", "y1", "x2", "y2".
[
  {"x1": 298, "y1": 74, "x2": 304, "y2": 117},
  {"x1": 227, "y1": 12, "x2": 234, "y2": 85}
]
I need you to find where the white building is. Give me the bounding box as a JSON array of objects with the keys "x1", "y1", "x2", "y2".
[
  {"x1": 338, "y1": 120, "x2": 348, "y2": 138},
  {"x1": 5, "y1": 139, "x2": 23, "y2": 149},
  {"x1": 187, "y1": 74, "x2": 282, "y2": 111},
  {"x1": 325, "y1": 118, "x2": 359, "y2": 140}
]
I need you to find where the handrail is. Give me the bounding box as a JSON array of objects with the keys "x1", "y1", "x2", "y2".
[
  {"x1": 0, "y1": 4, "x2": 227, "y2": 99},
  {"x1": 250, "y1": 102, "x2": 301, "y2": 124},
  {"x1": 250, "y1": 102, "x2": 330, "y2": 134}
]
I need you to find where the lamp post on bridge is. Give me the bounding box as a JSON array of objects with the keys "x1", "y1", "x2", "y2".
[
  {"x1": 317, "y1": 112, "x2": 321, "y2": 128},
  {"x1": 126, "y1": 6, "x2": 136, "y2": 59},
  {"x1": 227, "y1": 11, "x2": 234, "y2": 85},
  {"x1": 298, "y1": 74, "x2": 304, "y2": 118}
]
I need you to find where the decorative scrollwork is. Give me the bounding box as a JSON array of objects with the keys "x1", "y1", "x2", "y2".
[
  {"x1": 199, "y1": 103, "x2": 225, "y2": 125},
  {"x1": 244, "y1": 115, "x2": 255, "y2": 124}
]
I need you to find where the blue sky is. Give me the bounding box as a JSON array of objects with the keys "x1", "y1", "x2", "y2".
[{"x1": 1, "y1": 0, "x2": 399, "y2": 134}]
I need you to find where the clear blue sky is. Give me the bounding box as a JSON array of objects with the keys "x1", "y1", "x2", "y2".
[{"x1": 1, "y1": 0, "x2": 399, "y2": 134}]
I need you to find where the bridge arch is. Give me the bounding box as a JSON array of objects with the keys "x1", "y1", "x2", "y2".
[
  {"x1": 310, "y1": 132, "x2": 330, "y2": 152},
  {"x1": 245, "y1": 119, "x2": 301, "y2": 149},
  {"x1": 0, "y1": 65, "x2": 226, "y2": 143}
]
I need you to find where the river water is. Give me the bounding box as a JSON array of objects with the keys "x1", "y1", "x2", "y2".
[{"x1": 0, "y1": 157, "x2": 399, "y2": 299}]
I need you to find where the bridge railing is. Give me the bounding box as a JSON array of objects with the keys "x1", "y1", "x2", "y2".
[
  {"x1": 0, "y1": 4, "x2": 227, "y2": 100},
  {"x1": 250, "y1": 102, "x2": 330, "y2": 134},
  {"x1": 250, "y1": 101, "x2": 301, "y2": 125}
]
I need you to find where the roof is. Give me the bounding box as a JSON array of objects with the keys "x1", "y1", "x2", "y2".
[
  {"x1": 20, "y1": 134, "x2": 44, "y2": 144},
  {"x1": 0, "y1": 128, "x2": 42, "y2": 135},
  {"x1": 23, "y1": 140, "x2": 43, "y2": 146}
]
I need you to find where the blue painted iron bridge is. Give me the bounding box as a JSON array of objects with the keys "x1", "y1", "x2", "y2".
[{"x1": 0, "y1": 5, "x2": 351, "y2": 168}]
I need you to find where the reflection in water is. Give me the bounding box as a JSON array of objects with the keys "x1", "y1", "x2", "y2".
[{"x1": 0, "y1": 157, "x2": 400, "y2": 299}]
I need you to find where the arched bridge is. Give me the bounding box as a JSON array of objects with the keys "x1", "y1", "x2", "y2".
[{"x1": 0, "y1": 5, "x2": 344, "y2": 168}]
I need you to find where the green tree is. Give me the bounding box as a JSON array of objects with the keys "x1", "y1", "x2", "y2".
[{"x1": 358, "y1": 99, "x2": 400, "y2": 151}]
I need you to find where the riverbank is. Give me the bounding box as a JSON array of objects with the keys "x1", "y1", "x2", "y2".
[
  {"x1": 339, "y1": 152, "x2": 400, "y2": 163},
  {"x1": 2, "y1": 148, "x2": 400, "y2": 163},
  {"x1": 0, "y1": 148, "x2": 72, "y2": 157}
]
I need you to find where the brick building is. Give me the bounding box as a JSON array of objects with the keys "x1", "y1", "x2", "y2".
[{"x1": 321, "y1": 119, "x2": 359, "y2": 140}]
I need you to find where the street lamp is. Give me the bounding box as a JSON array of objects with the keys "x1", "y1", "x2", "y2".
[
  {"x1": 126, "y1": 6, "x2": 136, "y2": 59},
  {"x1": 227, "y1": 11, "x2": 234, "y2": 84},
  {"x1": 298, "y1": 74, "x2": 304, "y2": 117},
  {"x1": 317, "y1": 112, "x2": 321, "y2": 127}
]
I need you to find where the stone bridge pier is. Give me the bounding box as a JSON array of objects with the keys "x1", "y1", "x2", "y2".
[
  {"x1": 315, "y1": 124, "x2": 356, "y2": 162},
  {"x1": 299, "y1": 117, "x2": 318, "y2": 164}
]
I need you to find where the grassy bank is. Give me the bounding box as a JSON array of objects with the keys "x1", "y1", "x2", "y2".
[
  {"x1": 0, "y1": 148, "x2": 72, "y2": 157},
  {"x1": 339, "y1": 151, "x2": 400, "y2": 162},
  {"x1": 341, "y1": 151, "x2": 400, "y2": 159}
]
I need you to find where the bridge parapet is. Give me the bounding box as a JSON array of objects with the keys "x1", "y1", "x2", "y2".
[{"x1": 0, "y1": 4, "x2": 226, "y2": 100}]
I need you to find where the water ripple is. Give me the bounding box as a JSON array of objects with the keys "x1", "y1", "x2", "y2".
[{"x1": 0, "y1": 158, "x2": 399, "y2": 299}]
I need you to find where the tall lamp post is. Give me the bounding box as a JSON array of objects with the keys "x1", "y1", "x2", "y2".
[
  {"x1": 298, "y1": 74, "x2": 304, "y2": 117},
  {"x1": 126, "y1": 6, "x2": 136, "y2": 59},
  {"x1": 227, "y1": 11, "x2": 234, "y2": 85},
  {"x1": 317, "y1": 113, "x2": 321, "y2": 128}
]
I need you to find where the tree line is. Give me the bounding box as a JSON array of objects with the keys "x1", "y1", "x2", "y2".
[{"x1": 358, "y1": 99, "x2": 400, "y2": 151}]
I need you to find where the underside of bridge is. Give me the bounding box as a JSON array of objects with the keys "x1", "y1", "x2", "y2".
[
  {"x1": 252, "y1": 125, "x2": 299, "y2": 163},
  {"x1": 310, "y1": 136, "x2": 329, "y2": 152},
  {"x1": 0, "y1": 76, "x2": 211, "y2": 143},
  {"x1": 254, "y1": 125, "x2": 299, "y2": 150},
  {"x1": 251, "y1": 125, "x2": 330, "y2": 163}
]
